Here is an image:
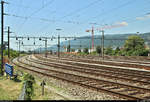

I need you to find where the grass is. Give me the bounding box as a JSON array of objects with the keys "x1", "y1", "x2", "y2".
[
  {"x1": 13, "y1": 67, "x2": 68, "y2": 100},
  {"x1": 32, "y1": 83, "x2": 66, "y2": 100},
  {"x1": 0, "y1": 76, "x2": 22, "y2": 100},
  {"x1": 31, "y1": 75, "x2": 68, "y2": 100}
]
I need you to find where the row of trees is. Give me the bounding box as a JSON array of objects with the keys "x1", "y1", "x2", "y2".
[
  {"x1": 77, "y1": 35, "x2": 149, "y2": 56},
  {"x1": 0, "y1": 46, "x2": 27, "y2": 59}
]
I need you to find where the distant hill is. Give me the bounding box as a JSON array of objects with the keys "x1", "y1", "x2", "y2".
[{"x1": 35, "y1": 32, "x2": 150, "y2": 52}]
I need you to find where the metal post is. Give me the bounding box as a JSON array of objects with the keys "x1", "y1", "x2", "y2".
[
  {"x1": 80, "y1": 41, "x2": 81, "y2": 51},
  {"x1": 40, "y1": 46, "x2": 41, "y2": 54},
  {"x1": 18, "y1": 40, "x2": 21, "y2": 56},
  {"x1": 42, "y1": 83, "x2": 44, "y2": 96},
  {"x1": 69, "y1": 39, "x2": 70, "y2": 52},
  {"x1": 101, "y1": 32, "x2": 102, "y2": 57},
  {"x1": 45, "y1": 39, "x2": 47, "y2": 58},
  {"x1": 90, "y1": 39, "x2": 91, "y2": 54},
  {"x1": 102, "y1": 30, "x2": 104, "y2": 60},
  {"x1": 58, "y1": 35, "x2": 60, "y2": 57},
  {"x1": 92, "y1": 26, "x2": 94, "y2": 51},
  {"x1": 1, "y1": 1, "x2": 4, "y2": 75},
  {"x1": 42, "y1": 80, "x2": 46, "y2": 95},
  {"x1": 8, "y1": 26, "x2": 10, "y2": 58}
]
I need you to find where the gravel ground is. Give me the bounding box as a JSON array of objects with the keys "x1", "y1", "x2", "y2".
[
  {"x1": 14, "y1": 58, "x2": 125, "y2": 100},
  {"x1": 30, "y1": 56, "x2": 150, "y2": 89},
  {"x1": 33, "y1": 72, "x2": 125, "y2": 100},
  {"x1": 17, "y1": 55, "x2": 150, "y2": 100},
  {"x1": 38, "y1": 54, "x2": 150, "y2": 72}
]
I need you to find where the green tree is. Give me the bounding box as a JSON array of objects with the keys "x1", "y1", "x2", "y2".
[
  {"x1": 114, "y1": 47, "x2": 120, "y2": 55},
  {"x1": 105, "y1": 46, "x2": 113, "y2": 55},
  {"x1": 83, "y1": 48, "x2": 89, "y2": 54},
  {"x1": 67, "y1": 45, "x2": 71, "y2": 52},
  {"x1": 116, "y1": 47, "x2": 120, "y2": 52},
  {"x1": 78, "y1": 49, "x2": 81, "y2": 53},
  {"x1": 96, "y1": 46, "x2": 101, "y2": 55},
  {"x1": 123, "y1": 35, "x2": 149, "y2": 56},
  {"x1": 71, "y1": 48, "x2": 75, "y2": 52}
]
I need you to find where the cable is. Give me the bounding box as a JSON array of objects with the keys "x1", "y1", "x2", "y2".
[
  {"x1": 84, "y1": 0, "x2": 137, "y2": 23},
  {"x1": 68, "y1": 0, "x2": 140, "y2": 32},
  {"x1": 59, "y1": 0, "x2": 103, "y2": 20},
  {"x1": 38, "y1": 0, "x2": 103, "y2": 33},
  {"x1": 17, "y1": 0, "x2": 55, "y2": 32}
]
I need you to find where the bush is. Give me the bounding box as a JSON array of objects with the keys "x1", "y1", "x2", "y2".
[
  {"x1": 105, "y1": 46, "x2": 113, "y2": 55},
  {"x1": 96, "y1": 46, "x2": 101, "y2": 55},
  {"x1": 83, "y1": 48, "x2": 89, "y2": 54},
  {"x1": 123, "y1": 35, "x2": 148, "y2": 56},
  {"x1": 91, "y1": 51, "x2": 97, "y2": 55},
  {"x1": 23, "y1": 74, "x2": 35, "y2": 100},
  {"x1": 78, "y1": 49, "x2": 81, "y2": 53}
]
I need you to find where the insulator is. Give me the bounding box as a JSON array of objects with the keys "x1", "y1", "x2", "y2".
[
  {"x1": 39, "y1": 38, "x2": 41, "y2": 40},
  {"x1": 16, "y1": 37, "x2": 18, "y2": 40},
  {"x1": 28, "y1": 37, "x2": 30, "y2": 40}
]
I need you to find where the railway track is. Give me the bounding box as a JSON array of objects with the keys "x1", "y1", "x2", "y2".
[
  {"x1": 12, "y1": 55, "x2": 150, "y2": 100},
  {"x1": 44, "y1": 54, "x2": 150, "y2": 69},
  {"x1": 60, "y1": 54, "x2": 150, "y2": 64},
  {"x1": 35, "y1": 55, "x2": 150, "y2": 77},
  {"x1": 27, "y1": 56, "x2": 150, "y2": 88}
]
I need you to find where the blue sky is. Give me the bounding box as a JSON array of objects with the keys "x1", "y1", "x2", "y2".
[{"x1": 2, "y1": 0, "x2": 150, "y2": 51}]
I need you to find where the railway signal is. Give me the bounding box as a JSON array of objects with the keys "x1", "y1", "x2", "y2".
[
  {"x1": 56, "y1": 29, "x2": 62, "y2": 58},
  {"x1": 18, "y1": 40, "x2": 21, "y2": 56},
  {"x1": 39, "y1": 38, "x2": 48, "y2": 58},
  {"x1": 58, "y1": 35, "x2": 60, "y2": 58},
  {"x1": 34, "y1": 38, "x2": 35, "y2": 45},
  {"x1": 40, "y1": 80, "x2": 46, "y2": 96},
  {"x1": 86, "y1": 26, "x2": 95, "y2": 51},
  {"x1": 101, "y1": 30, "x2": 104, "y2": 60}
]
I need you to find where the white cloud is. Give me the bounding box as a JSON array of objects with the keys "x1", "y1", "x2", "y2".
[
  {"x1": 136, "y1": 17, "x2": 144, "y2": 20},
  {"x1": 97, "y1": 21, "x2": 128, "y2": 30},
  {"x1": 136, "y1": 14, "x2": 150, "y2": 20},
  {"x1": 116, "y1": 21, "x2": 128, "y2": 26}
]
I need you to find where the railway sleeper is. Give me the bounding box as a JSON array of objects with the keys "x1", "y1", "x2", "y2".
[
  {"x1": 107, "y1": 86, "x2": 120, "y2": 90},
  {"x1": 76, "y1": 80, "x2": 89, "y2": 83},
  {"x1": 143, "y1": 96, "x2": 150, "y2": 99},
  {"x1": 127, "y1": 91, "x2": 142, "y2": 96},
  {"x1": 117, "y1": 88, "x2": 135, "y2": 92},
  {"x1": 78, "y1": 80, "x2": 94, "y2": 84},
  {"x1": 100, "y1": 84, "x2": 113, "y2": 88},
  {"x1": 86, "y1": 83, "x2": 99, "y2": 86}
]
